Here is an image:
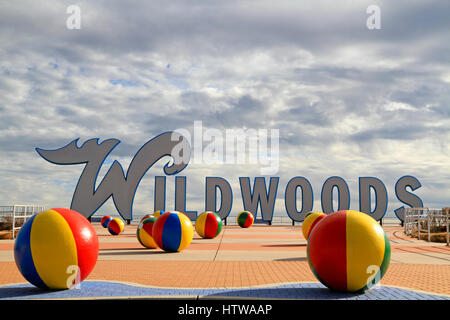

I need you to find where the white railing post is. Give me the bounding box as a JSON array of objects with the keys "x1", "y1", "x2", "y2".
[
  {"x1": 12, "y1": 205, "x2": 16, "y2": 239},
  {"x1": 417, "y1": 211, "x2": 421, "y2": 240},
  {"x1": 445, "y1": 212, "x2": 450, "y2": 246},
  {"x1": 427, "y1": 211, "x2": 431, "y2": 242}
]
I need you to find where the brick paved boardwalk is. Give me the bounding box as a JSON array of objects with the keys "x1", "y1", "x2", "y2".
[{"x1": 0, "y1": 222, "x2": 448, "y2": 299}]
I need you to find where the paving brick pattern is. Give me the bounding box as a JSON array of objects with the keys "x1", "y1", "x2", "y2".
[
  {"x1": 0, "y1": 281, "x2": 448, "y2": 300},
  {"x1": 0, "y1": 222, "x2": 448, "y2": 299}
]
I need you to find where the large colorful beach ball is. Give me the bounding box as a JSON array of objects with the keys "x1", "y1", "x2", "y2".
[
  {"x1": 307, "y1": 210, "x2": 391, "y2": 293},
  {"x1": 101, "y1": 215, "x2": 112, "y2": 228},
  {"x1": 137, "y1": 217, "x2": 157, "y2": 249},
  {"x1": 107, "y1": 218, "x2": 124, "y2": 235},
  {"x1": 302, "y1": 212, "x2": 326, "y2": 240},
  {"x1": 152, "y1": 211, "x2": 193, "y2": 252},
  {"x1": 195, "y1": 211, "x2": 223, "y2": 239},
  {"x1": 14, "y1": 208, "x2": 99, "y2": 290},
  {"x1": 237, "y1": 211, "x2": 254, "y2": 228}
]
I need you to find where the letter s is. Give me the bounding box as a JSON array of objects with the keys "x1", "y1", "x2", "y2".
[{"x1": 394, "y1": 176, "x2": 423, "y2": 222}]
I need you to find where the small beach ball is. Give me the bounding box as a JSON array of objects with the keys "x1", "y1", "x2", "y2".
[
  {"x1": 137, "y1": 217, "x2": 158, "y2": 249},
  {"x1": 101, "y1": 215, "x2": 112, "y2": 228},
  {"x1": 139, "y1": 214, "x2": 152, "y2": 224},
  {"x1": 302, "y1": 212, "x2": 326, "y2": 240},
  {"x1": 107, "y1": 218, "x2": 124, "y2": 235},
  {"x1": 152, "y1": 211, "x2": 193, "y2": 252},
  {"x1": 152, "y1": 210, "x2": 164, "y2": 218},
  {"x1": 195, "y1": 211, "x2": 223, "y2": 239},
  {"x1": 307, "y1": 210, "x2": 391, "y2": 293},
  {"x1": 14, "y1": 208, "x2": 99, "y2": 290},
  {"x1": 237, "y1": 211, "x2": 254, "y2": 228}
]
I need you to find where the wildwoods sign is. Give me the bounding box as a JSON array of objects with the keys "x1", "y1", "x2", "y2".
[{"x1": 36, "y1": 131, "x2": 423, "y2": 223}]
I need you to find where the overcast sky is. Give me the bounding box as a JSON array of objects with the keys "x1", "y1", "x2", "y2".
[{"x1": 1, "y1": 1, "x2": 449, "y2": 220}]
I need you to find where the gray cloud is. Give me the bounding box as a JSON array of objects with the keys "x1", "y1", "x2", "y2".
[{"x1": 0, "y1": 1, "x2": 449, "y2": 218}]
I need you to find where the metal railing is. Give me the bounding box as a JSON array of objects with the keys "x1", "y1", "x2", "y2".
[
  {"x1": 224, "y1": 215, "x2": 301, "y2": 226},
  {"x1": 403, "y1": 208, "x2": 449, "y2": 245},
  {"x1": 0, "y1": 205, "x2": 45, "y2": 239}
]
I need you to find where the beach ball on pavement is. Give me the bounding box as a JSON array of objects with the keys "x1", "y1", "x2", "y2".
[
  {"x1": 195, "y1": 211, "x2": 223, "y2": 239},
  {"x1": 14, "y1": 208, "x2": 99, "y2": 290},
  {"x1": 307, "y1": 210, "x2": 391, "y2": 293},
  {"x1": 152, "y1": 210, "x2": 164, "y2": 218},
  {"x1": 152, "y1": 211, "x2": 193, "y2": 252},
  {"x1": 237, "y1": 211, "x2": 254, "y2": 228},
  {"x1": 302, "y1": 212, "x2": 326, "y2": 240},
  {"x1": 107, "y1": 218, "x2": 124, "y2": 235},
  {"x1": 139, "y1": 214, "x2": 152, "y2": 224},
  {"x1": 137, "y1": 217, "x2": 158, "y2": 249},
  {"x1": 101, "y1": 215, "x2": 112, "y2": 228}
]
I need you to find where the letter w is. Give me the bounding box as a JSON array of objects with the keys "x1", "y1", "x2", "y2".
[
  {"x1": 239, "y1": 177, "x2": 279, "y2": 222},
  {"x1": 36, "y1": 132, "x2": 190, "y2": 220}
]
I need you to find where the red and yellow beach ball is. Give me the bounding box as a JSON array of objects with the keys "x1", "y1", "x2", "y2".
[
  {"x1": 107, "y1": 218, "x2": 124, "y2": 235},
  {"x1": 14, "y1": 208, "x2": 99, "y2": 290},
  {"x1": 237, "y1": 211, "x2": 254, "y2": 228},
  {"x1": 302, "y1": 212, "x2": 326, "y2": 240},
  {"x1": 137, "y1": 216, "x2": 158, "y2": 249},
  {"x1": 100, "y1": 215, "x2": 112, "y2": 228},
  {"x1": 152, "y1": 211, "x2": 193, "y2": 252},
  {"x1": 195, "y1": 211, "x2": 223, "y2": 239},
  {"x1": 307, "y1": 210, "x2": 391, "y2": 293}
]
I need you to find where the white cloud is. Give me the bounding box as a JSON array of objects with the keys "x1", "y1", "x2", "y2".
[{"x1": 0, "y1": 1, "x2": 449, "y2": 219}]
